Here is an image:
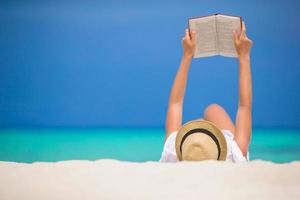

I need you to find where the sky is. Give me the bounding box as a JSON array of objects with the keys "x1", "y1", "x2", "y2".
[{"x1": 0, "y1": 0, "x2": 300, "y2": 128}]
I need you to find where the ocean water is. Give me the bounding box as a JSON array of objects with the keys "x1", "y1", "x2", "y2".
[{"x1": 0, "y1": 128, "x2": 299, "y2": 163}]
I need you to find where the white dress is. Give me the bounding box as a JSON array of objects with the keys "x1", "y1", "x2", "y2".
[{"x1": 159, "y1": 130, "x2": 249, "y2": 163}]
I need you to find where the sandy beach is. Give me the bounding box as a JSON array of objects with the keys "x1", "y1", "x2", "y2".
[{"x1": 0, "y1": 159, "x2": 299, "y2": 200}]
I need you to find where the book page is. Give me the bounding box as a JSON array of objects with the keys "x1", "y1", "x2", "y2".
[
  {"x1": 189, "y1": 15, "x2": 217, "y2": 58},
  {"x1": 216, "y1": 15, "x2": 241, "y2": 57}
]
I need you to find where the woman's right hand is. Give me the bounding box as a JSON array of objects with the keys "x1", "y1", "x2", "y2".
[
  {"x1": 182, "y1": 29, "x2": 196, "y2": 58},
  {"x1": 233, "y1": 22, "x2": 253, "y2": 60}
]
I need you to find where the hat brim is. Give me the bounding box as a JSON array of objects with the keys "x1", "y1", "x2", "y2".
[{"x1": 175, "y1": 120, "x2": 227, "y2": 161}]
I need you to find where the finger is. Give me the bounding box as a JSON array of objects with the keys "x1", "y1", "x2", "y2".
[
  {"x1": 241, "y1": 21, "x2": 246, "y2": 37},
  {"x1": 242, "y1": 21, "x2": 247, "y2": 32},
  {"x1": 191, "y1": 31, "x2": 196, "y2": 43},
  {"x1": 185, "y1": 29, "x2": 191, "y2": 41},
  {"x1": 245, "y1": 36, "x2": 253, "y2": 44}
]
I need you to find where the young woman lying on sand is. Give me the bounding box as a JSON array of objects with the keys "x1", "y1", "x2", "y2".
[{"x1": 160, "y1": 22, "x2": 253, "y2": 162}]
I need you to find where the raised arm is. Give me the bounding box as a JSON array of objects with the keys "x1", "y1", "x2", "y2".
[
  {"x1": 165, "y1": 29, "x2": 196, "y2": 140},
  {"x1": 233, "y1": 22, "x2": 253, "y2": 156}
]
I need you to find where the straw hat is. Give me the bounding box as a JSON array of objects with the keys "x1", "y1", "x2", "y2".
[{"x1": 175, "y1": 120, "x2": 227, "y2": 161}]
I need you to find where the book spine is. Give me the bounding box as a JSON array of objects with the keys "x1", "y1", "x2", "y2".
[
  {"x1": 215, "y1": 16, "x2": 219, "y2": 54},
  {"x1": 188, "y1": 20, "x2": 191, "y2": 39},
  {"x1": 240, "y1": 16, "x2": 243, "y2": 29}
]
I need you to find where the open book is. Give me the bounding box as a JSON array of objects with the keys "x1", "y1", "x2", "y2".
[{"x1": 188, "y1": 14, "x2": 242, "y2": 58}]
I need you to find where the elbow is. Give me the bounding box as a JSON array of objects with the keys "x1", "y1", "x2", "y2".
[
  {"x1": 169, "y1": 100, "x2": 183, "y2": 108},
  {"x1": 169, "y1": 96, "x2": 184, "y2": 106},
  {"x1": 239, "y1": 101, "x2": 252, "y2": 109},
  {"x1": 238, "y1": 103, "x2": 252, "y2": 113},
  {"x1": 239, "y1": 96, "x2": 252, "y2": 110}
]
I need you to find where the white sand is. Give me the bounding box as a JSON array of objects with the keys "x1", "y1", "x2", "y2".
[{"x1": 0, "y1": 160, "x2": 299, "y2": 200}]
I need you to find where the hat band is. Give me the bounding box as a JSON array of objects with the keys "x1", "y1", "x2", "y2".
[{"x1": 179, "y1": 128, "x2": 221, "y2": 160}]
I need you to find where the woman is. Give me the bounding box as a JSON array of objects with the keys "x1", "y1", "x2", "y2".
[{"x1": 160, "y1": 22, "x2": 253, "y2": 162}]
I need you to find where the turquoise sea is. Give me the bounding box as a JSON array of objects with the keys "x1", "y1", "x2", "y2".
[{"x1": 0, "y1": 128, "x2": 299, "y2": 163}]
